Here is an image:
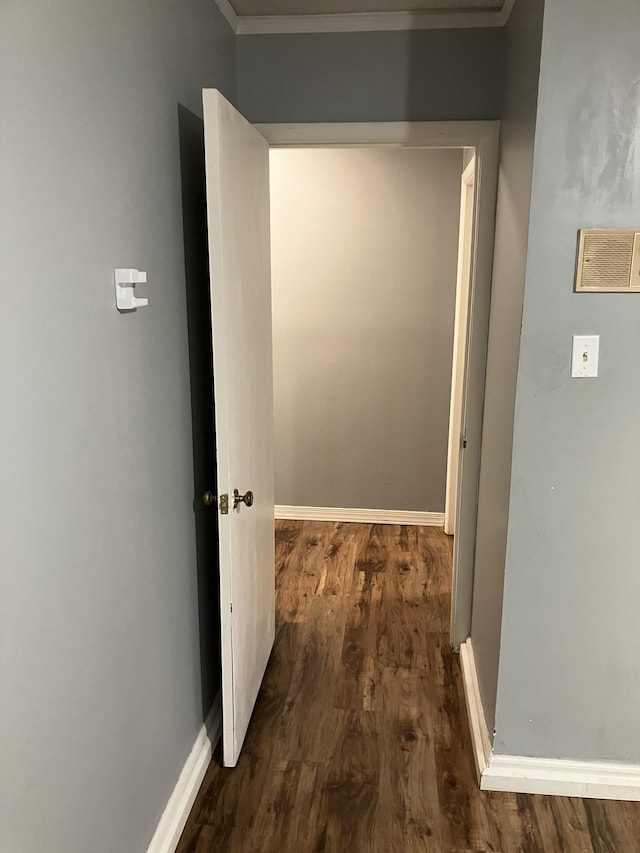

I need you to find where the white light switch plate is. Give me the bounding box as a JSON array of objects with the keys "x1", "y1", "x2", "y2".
[{"x1": 572, "y1": 335, "x2": 599, "y2": 378}]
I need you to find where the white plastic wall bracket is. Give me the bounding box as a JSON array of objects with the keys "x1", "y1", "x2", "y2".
[{"x1": 114, "y1": 268, "x2": 148, "y2": 312}]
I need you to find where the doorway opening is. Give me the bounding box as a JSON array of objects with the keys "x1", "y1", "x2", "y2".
[
  {"x1": 261, "y1": 122, "x2": 499, "y2": 653},
  {"x1": 199, "y1": 96, "x2": 499, "y2": 769}
]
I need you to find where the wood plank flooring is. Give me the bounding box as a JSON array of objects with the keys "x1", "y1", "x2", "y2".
[{"x1": 177, "y1": 521, "x2": 640, "y2": 852}]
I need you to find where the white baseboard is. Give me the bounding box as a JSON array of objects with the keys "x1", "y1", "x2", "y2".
[
  {"x1": 482, "y1": 754, "x2": 640, "y2": 801},
  {"x1": 460, "y1": 640, "x2": 640, "y2": 801},
  {"x1": 147, "y1": 692, "x2": 222, "y2": 853},
  {"x1": 459, "y1": 639, "x2": 492, "y2": 781},
  {"x1": 274, "y1": 505, "x2": 445, "y2": 526}
]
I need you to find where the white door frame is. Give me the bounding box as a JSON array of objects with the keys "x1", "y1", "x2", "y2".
[
  {"x1": 257, "y1": 121, "x2": 499, "y2": 649},
  {"x1": 445, "y1": 156, "x2": 476, "y2": 536}
]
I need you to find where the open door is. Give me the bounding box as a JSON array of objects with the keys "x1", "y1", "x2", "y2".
[{"x1": 202, "y1": 89, "x2": 275, "y2": 767}]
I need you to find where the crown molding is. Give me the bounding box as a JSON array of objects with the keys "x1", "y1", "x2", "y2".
[
  {"x1": 216, "y1": 1, "x2": 516, "y2": 35},
  {"x1": 498, "y1": 0, "x2": 516, "y2": 26},
  {"x1": 215, "y1": 0, "x2": 240, "y2": 32}
]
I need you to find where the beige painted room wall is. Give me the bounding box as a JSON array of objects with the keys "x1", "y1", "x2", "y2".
[{"x1": 270, "y1": 146, "x2": 462, "y2": 511}]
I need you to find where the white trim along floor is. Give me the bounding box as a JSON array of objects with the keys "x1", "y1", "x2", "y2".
[{"x1": 459, "y1": 639, "x2": 640, "y2": 802}]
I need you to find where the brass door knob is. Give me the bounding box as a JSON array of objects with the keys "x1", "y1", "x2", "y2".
[
  {"x1": 202, "y1": 491, "x2": 216, "y2": 507},
  {"x1": 233, "y1": 489, "x2": 254, "y2": 510}
]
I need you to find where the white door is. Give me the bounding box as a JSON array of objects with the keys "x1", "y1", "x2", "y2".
[{"x1": 202, "y1": 89, "x2": 275, "y2": 767}]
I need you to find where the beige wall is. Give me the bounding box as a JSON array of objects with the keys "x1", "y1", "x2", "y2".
[{"x1": 270, "y1": 147, "x2": 462, "y2": 511}]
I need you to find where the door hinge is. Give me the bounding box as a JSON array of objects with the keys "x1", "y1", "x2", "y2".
[
  {"x1": 230, "y1": 603, "x2": 233, "y2": 613},
  {"x1": 219, "y1": 493, "x2": 229, "y2": 514},
  {"x1": 461, "y1": 436, "x2": 467, "y2": 449}
]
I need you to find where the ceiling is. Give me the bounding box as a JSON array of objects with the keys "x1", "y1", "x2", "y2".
[
  {"x1": 217, "y1": 0, "x2": 514, "y2": 33},
  {"x1": 231, "y1": 0, "x2": 502, "y2": 14}
]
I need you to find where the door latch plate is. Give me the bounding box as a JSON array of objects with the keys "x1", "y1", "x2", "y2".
[{"x1": 219, "y1": 494, "x2": 229, "y2": 514}]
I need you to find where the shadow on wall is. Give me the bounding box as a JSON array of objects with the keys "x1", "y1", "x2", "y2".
[
  {"x1": 177, "y1": 104, "x2": 221, "y2": 719},
  {"x1": 405, "y1": 27, "x2": 506, "y2": 121},
  {"x1": 237, "y1": 27, "x2": 506, "y2": 123}
]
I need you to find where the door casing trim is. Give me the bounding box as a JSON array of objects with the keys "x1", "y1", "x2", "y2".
[{"x1": 259, "y1": 121, "x2": 500, "y2": 650}]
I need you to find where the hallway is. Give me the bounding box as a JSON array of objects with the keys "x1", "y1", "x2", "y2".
[{"x1": 177, "y1": 522, "x2": 640, "y2": 852}]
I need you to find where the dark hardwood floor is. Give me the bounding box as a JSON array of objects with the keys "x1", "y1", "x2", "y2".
[{"x1": 177, "y1": 521, "x2": 640, "y2": 852}]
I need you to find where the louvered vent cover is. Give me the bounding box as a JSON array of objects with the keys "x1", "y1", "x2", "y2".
[{"x1": 576, "y1": 229, "x2": 640, "y2": 292}]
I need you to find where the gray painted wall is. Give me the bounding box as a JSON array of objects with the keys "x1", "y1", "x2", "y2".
[
  {"x1": 495, "y1": 0, "x2": 640, "y2": 761},
  {"x1": 470, "y1": 0, "x2": 544, "y2": 734},
  {"x1": 0, "y1": 1, "x2": 234, "y2": 851},
  {"x1": 237, "y1": 28, "x2": 505, "y2": 123},
  {"x1": 270, "y1": 147, "x2": 462, "y2": 511}
]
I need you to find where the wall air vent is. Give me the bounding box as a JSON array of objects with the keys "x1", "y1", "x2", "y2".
[{"x1": 576, "y1": 229, "x2": 640, "y2": 292}]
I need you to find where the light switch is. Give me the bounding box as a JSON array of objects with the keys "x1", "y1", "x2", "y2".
[{"x1": 571, "y1": 335, "x2": 599, "y2": 378}]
